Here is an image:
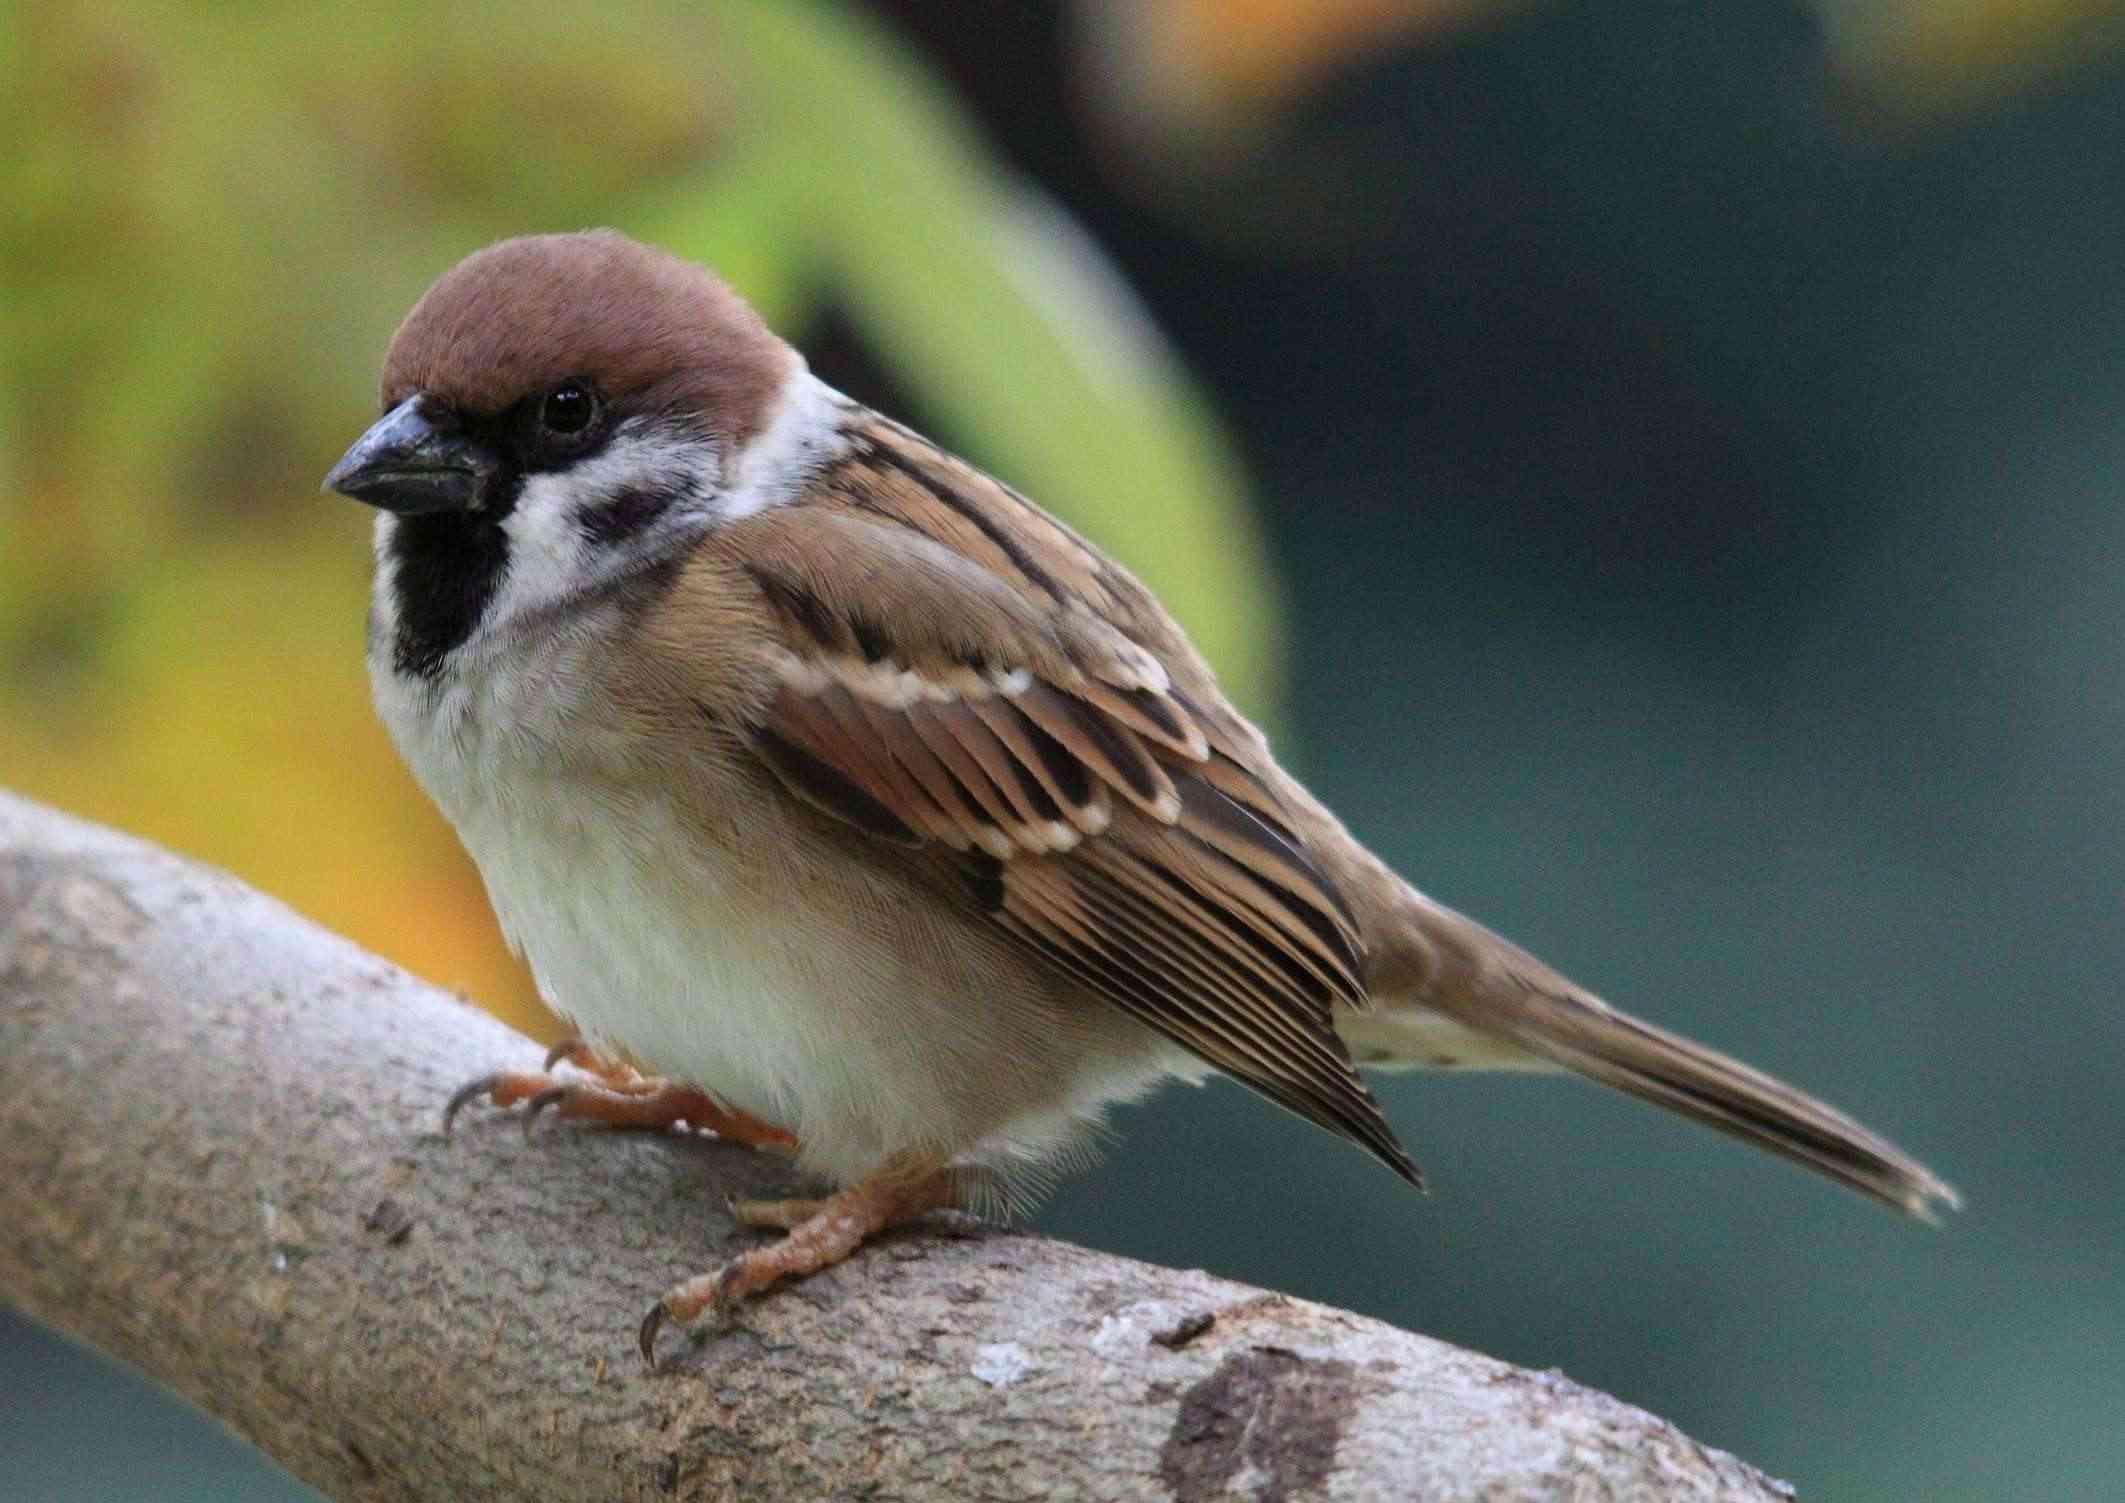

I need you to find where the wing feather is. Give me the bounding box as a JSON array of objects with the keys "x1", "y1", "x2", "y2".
[
  {"x1": 852, "y1": 695, "x2": 991, "y2": 847},
  {"x1": 905, "y1": 701, "x2": 1046, "y2": 856},
  {"x1": 1015, "y1": 683, "x2": 1179, "y2": 820},
  {"x1": 713, "y1": 475, "x2": 1418, "y2": 1185},
  {"x1": 816, "y1": 687, "x2": 966, "y2": 847},
  {"x1": 965, "y1": 696, "x2": 1108, "y2": 837}
]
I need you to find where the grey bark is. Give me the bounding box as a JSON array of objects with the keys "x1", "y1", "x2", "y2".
[{"x1": 0, "y1": 790, "x2": 1794, "y2": 1502}]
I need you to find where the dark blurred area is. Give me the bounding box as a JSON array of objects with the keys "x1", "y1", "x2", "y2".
[
  {"x1": 1021, "y1": 9, "x2": 2125, "y2": 1500},
  {"x1": 7, "y1": 2, "x2": 2124, "y2": 1499}
]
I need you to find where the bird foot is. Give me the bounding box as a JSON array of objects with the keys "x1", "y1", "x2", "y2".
[
  {"x1": 442, "y1": 1038, "x2": 798, "y2": 1154},
  {"x1": 640, "y1": 1159, "x2": 954, "y2": 1366}
]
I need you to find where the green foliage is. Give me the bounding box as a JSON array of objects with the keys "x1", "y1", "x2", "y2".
[
  {"x1": 1, "y1": 0, "x2": 1277, "y2": 707},
  {"x1": 0, "y1": 0, "x2": 1279, "y2": 1029}
]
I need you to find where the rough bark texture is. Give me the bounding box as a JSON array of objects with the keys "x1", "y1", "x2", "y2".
[{"x1": 0, "y1": 791, "x2": 1795, "y2": 1502}]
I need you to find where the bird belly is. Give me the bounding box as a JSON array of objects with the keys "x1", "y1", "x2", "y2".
[{"x1": 442, "y1": 777, "x2": 1173, "y2": 1188}]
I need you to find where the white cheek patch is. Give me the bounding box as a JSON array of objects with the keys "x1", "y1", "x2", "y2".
[
  {"x1": 368, "y1": 513, "x2": 401, "y2": 642},
  {"x1": 499, "y1": 471, "x2": 596, "y2": 614},
  {"x1": 721, "y1": 366, "x2": 851, "y2": 521},
  {"x1": 485, "y1": 425, "x2": 721, "y2": 635},
  {"x1": 523, "y1": 425, "x2": 724, "y2": 541}
]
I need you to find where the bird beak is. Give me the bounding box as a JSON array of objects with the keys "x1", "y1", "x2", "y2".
[{"x1": 323, "y1": 397, "x2": 495, "y2": 514}]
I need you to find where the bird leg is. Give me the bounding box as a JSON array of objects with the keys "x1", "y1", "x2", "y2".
[
  {"x1": 641, "y1": 1154, "x2": 955, "y2": 1364},
  {"x1": 443, "y1": 1037, "x2": 797, "y2": 1154}
]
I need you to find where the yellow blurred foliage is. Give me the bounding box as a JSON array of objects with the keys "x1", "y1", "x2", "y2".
[
  {"x1": 1824, "y1": 0, "x2": 2125, "y2": 122},
  {"x1": 1073, "y1": 0, "x2": 2125, "y2": 145},
  {"x1": 0, "y1": 515, "x2": 552, "y2": 1029}
]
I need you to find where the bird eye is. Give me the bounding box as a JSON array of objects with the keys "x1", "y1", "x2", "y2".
[{"x1": 540, "y1": 382, "x2": 596, "y2": 436}]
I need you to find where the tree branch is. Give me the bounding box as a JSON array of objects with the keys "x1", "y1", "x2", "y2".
[{"x1": 0, "y1": 791, "x2": 1792, "y2": 1501}]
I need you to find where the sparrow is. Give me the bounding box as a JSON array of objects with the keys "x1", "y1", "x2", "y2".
[{"x1": 324, "y1": 231, "x2": 1956, "y2": 1363}]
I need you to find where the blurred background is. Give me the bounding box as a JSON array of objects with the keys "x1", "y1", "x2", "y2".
[{"x1": 5, "y1": 0, "x2": 2123, "y2": 1497}]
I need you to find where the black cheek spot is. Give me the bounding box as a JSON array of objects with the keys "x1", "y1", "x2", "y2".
[{"x1": 576, "y1": 479, "x2": 690, "y2": 546}]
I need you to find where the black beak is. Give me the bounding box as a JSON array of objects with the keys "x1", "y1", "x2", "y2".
[{"x1": 323, "y1": 397, "x2": 495, "y2": 514}]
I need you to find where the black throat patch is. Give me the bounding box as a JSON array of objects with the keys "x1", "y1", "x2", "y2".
[{"x1": 386, "y1": 512, "x2": 512, "y2": 679}]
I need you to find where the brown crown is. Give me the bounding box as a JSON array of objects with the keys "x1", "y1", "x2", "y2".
[{"x1": 379, "y1": 231, "x2": 791, "y2": 445}]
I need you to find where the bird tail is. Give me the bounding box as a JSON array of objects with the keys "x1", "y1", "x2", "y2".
[{"x1": 1348, "y1": 894, "x2": 1960, "y2": 1220}]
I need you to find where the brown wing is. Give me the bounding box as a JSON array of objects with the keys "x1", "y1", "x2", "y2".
[{"x1": 713, "y1": 457, "x2": 1420, "y2": 1186}]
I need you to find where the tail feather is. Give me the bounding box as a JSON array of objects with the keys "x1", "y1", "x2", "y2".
[
  {"x1": 1356, "y1": 893, "x2": 1959, "y2": 1219},
  {"x1": 1498, "y1": 989, "x2": 1959, "y2": 1219}
]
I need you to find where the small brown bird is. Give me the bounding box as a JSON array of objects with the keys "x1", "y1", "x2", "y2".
[{"x1": 325, "y1": 231, "x2": 1955, "y2": 1362}]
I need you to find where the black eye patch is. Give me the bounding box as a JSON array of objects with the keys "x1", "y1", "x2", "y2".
[{"x1": 512, "y1": 379, "x2": 611, "y2": 472}]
